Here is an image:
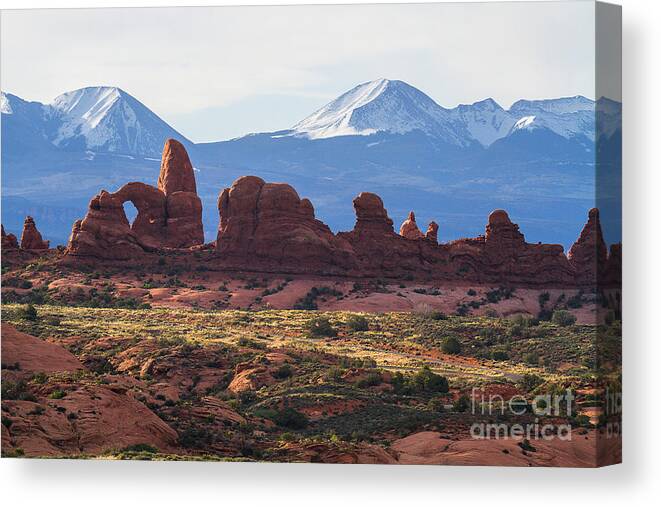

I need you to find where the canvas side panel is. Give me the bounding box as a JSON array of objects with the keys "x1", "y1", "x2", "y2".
[{"x1": 595, "y1": 0, "x2": 622, "y2": 467}]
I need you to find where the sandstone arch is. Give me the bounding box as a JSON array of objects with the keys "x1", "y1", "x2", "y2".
[
  {"x1": 113, "y1": 182, "x2": 167, "y2": 247},
  {"x1": 66, "y1": 139, "x2": 203, "y2": 259}
]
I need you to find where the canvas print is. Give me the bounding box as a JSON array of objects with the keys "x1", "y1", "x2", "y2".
[{"x1": 1, "y1": 1, "x2": 621, "y2": 466}]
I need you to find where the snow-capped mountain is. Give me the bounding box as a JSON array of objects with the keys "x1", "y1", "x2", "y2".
[
  {"x1": 291, "y1": 79, "x2": 597, "y2": 147},
  {"x1": 1, "y1": 87, "x2": 191, "y2": 158},
  {"x1": 0, "y1": 92, "x2": 56, "y2": 157},
  {"x1": 508, "y1": 96, "x2": 595, "y2": 140},
  {"x1": 449, "y1": 98, "x2": 517, "y2": 147},
  {"x1": 48, "y1": 86, "x2": 190, "y2": 156},
  {"x1": 291, "y1": 79, "x2": 475, "y2": 147}
]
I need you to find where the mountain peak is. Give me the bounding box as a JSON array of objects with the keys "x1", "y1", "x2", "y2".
[
  {"x1": 291, "y1": 78, "x2": 472, "y2": 145},
  {"x1": 40, "y1": 86, "x2": 190, "y2": 157},
  {"x1": 51, "y1": 86, "x2": 125, "y2": 130},
  {"x1": 291, "y1": 79, "x2": 392, "y2": 139},
  {"x1": 509, "y1": 95, "x2": 593, "y2": 115},
  {"x1": 469, "y1": 98, "x2": 503, "y2": 111}
]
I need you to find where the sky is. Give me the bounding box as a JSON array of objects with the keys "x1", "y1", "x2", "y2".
[{"x1": 1, "y1": 1, "x2": 596, "y2": 142}]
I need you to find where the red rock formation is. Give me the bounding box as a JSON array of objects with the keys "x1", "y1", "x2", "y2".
[
  {"x1": 216, "y1": 176, "x2": 355, "y2": 273},
  {"x1": 222, "y1": 182, "x2": 579, "y2": 285},
  {"x1": 446, "y1": 210, "x2": 573, "y2": 285},
  {"x1": 63, "y1": 160, "x2": 612, "y2": 287},
  {"x1": 485, "y1": 210, "x2": 525, "y2": 252},
  {"x1": 20, "y1": 216, "x2": 49, "y2": 250},
  {"x1": 1, "y1": 323, "x2": 84, "y2": 374},
  {"x1": 338, "y1": 193, "x2": 450, "y2": 277},
  {"x1": 157, "y1": 139, "x2": 203, "y2": 247},
  {"x1": 1, "y1": 225, "x2": 19, "y2": 250},
  {"x1": 568, "y1": 208, "x2": 608, "y2": 285},
  {"x1": 112, "y1": 182, "x2": 167, "y2": 247},
  {"x1": 67, "y1": 191, "x2": 148, "y2": 260},
  {"x1": 352, "y1": 192, "x2": 394, "y2": 235},
  {"x1": 399, "y1": 211, "x2": 425, "y2": 240},
  {"x1": 1, "y1": 324, "x2": 179, "y2": 457},
  {"x1": 66, "y1": 139, "x2": 203, "y2": 259},
  {"x1": 157, "y1": 139, "x2": 197, "y2": 195},
  {"x1": 425, "y1": 221, "x2": 439, "y2": 244},
  {"x1": 339, "y1": 198, "x2": 574, "y2": 285}
]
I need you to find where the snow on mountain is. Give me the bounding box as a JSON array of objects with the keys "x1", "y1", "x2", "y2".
[
  {"x1": 509, "y1": 95, "x2": 594, "y2": 115},
  {"x1": 508, "y1": 95, "x2": 595, "y2": 140},
  {"x1": 291, "y1": 81, "x2": 601, "y2": 147},
  {"x1": 292, "y1": 79, "x2": 389, "y2": 138},
  {"x1": 2, "y1": 81, "x2": 619, "y2": 160},
  {"x1": 1, "y1": 87, "x2": 191, "y2": 158},
  {"x1": 450, "y1": 98, "x2": 516, "y2": 147},
  {"x1": 1, "y1": 92, "x2": 13, "y2": 114},
  {"x1": 47, "y1": 86, "x2": 190, "y2": 157},
  {"x1": 51, "y1": 87, "x2": 124, "y2": 144},
  {"x1": 510, "y1": 115, "x2": 538, "y2": 133},
  {"x1": 292, "y1": 79, "x2": 474, "y2": 147}
]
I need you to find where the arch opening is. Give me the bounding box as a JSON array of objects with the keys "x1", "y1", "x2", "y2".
[{"x1": 123, "y1": 201, "x2": 139, "y2": 228}]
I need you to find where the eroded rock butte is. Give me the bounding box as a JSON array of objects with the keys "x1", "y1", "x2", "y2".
[{"x1": 60, "y1": 141, "x2": 619, "y2": 286}]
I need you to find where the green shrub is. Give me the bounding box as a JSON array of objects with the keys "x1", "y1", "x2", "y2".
[
  {"x1": 491, "y1": 350, "x2": 509, "y2": 361},
  {"x1": 306, "y1": 317, "x2": 337, "y2": 338},
  {"x1": 518, "y1": 439, "x2": 537, "y2": 452},
  {"x1": 429, "y1": 311, "x2": 447, "y2": 321},
  {"x1": 356, "y1": 372, "x2": 382, "y2": 388},
  {"x1": 455, "y1": 304, "x2": 469, "y2": 316},
  {"x1": 486, "y1": 287, "x2": 513, "y2": 304},
  {"x1": 412, "y1": 366, "x2": 449, "y2": 393},
  {"x1": 1, "y1": 380, "x2": 37, "y2": 402},
  {"x1": 294, "y1": 286, "x2": 342, "y2": 310},
  {"x1": 20, "y1": 303, "x2": 38, "y2": 321},
  {"x1": 538, "y1": 308, "x2": 554, "y2": 321},
  {"x1": 273, "y1": 364, "x2": 294, "y2": 379},
  {"x1": 441, "y1": 336, "x2": 462, "y2": 355},
  {"x1": 121, "y1": 443, "x2": 158, "y2": 454},
  {"x1": 392, "y1": 367, "x2": 449, "y2": 395},
  {"x1": 237, "y1": 337, "x2": 266, "y2": 349},
  {"x1": 346, "y1": 315, "x2": 369, "y2": 331},
  {"x1": 512, "y1": 314, "x2": 538, "y2": 328},
  {"x1": 179, "y1": 427, "x2": 214, "y2": 448},
  {"x1": 517, "y1": 373, "x2": 545, "y2": 392},
  {"x1": 3, "y1": 277, "x2": 33, "y2": 289},
  {"x1": 50, "y1": 389, "x2": 66, "y2": 399},
  {"x1": 453, "y1": 395, "x2": 470, "y2": 412},
  {"x1": 325, "y1": 366, "x2": 345, "y2": 382},
  {"x1": 427, "y1": 398, "x2": 446, "y2": 412},
  {"x1": 523, "y1": 352, "x2": 540, "y2": 366},
  {"x1": 552, "y1": 310, "x2": 576, "y2": 327},
  {"x1": 271, "y1": 408, "x2": 308, "y2": 430},
  {"x1": 238, "y1": 391, "x2": 257, "y2": 405},
  {"x1": 574, "y1": 414, "x2": 592, "y2": 427},
  {"x1": 567, "y1": 293, "x2": 584, "y2": 309}
]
